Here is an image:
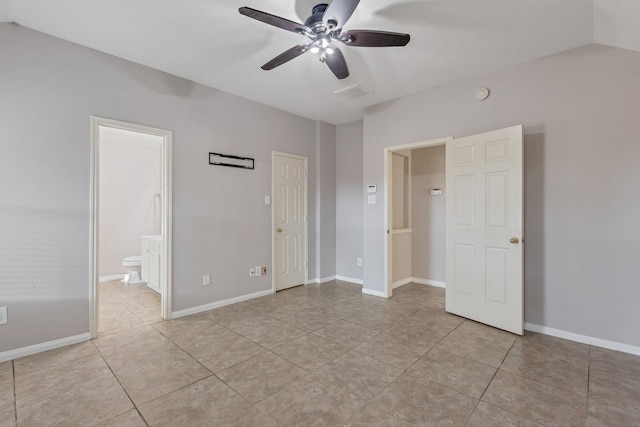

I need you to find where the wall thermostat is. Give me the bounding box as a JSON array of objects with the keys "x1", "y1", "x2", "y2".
[
  {"x1": 475, "y1": 88, "x2": 490, "y2": 101},
  {"x1": 367, "y1": 185, "x2": 377, "y2": 193},
  {"x1": 431, "y1": 189, "x2": 443, "y2": 196}
]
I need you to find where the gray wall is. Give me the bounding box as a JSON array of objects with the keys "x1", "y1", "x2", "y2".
[
  {"x1": 314, "y1": 122, "x2": 336, "y2": 281},
  {"x1": 0, "y1": 24, "x2": 322, "y2": 353},
  {"x1": 335, "y1": 121, "x2": 364, "y2": 281},
  {"x1": 363, "y1": 44, "x2": 640, "y2": 348},
  {"x1": 411, "y1": 145, "x2": 446, "y2": 283}
]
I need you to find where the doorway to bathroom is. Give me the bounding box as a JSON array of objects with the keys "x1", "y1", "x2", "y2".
[{"x1": 89, "y1": 116, "x2": 173, "y2": 338}]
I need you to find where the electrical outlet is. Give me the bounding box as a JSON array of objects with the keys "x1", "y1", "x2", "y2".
[
  {"x1": 261, "y1": 266, "x2": 267, "y2": 276},
  {"x1": 203, "y1": 274, "x2": 211, "y2": 286},
  {"x1": 249, "y1": 268, "x2": 255, "y2": 277},
  {"x1": 357, "y1": 257, "x2": 363, "y2": 267},
  {"x1": 255, "y1": 266, "x2": 261, "y2": 278},
  {"x1": 0, "y1": 306, "x2": 7, "y2": 325}
]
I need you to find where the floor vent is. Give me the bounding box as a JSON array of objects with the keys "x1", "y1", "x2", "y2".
[{"x1": 334, "y1": 84, "x2": 372, "y2": 100}]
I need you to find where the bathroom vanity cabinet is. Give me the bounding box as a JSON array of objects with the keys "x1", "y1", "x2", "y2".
[{"x1": 141, "y1": 235, "x2": 162, "y2": 294}]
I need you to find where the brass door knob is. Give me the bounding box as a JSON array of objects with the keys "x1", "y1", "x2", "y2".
[
  {"x1": 509, "y1": 237, "x2": 519, "y2": 244},
  {"x1": 277, "y1": 228, "x2": 283, "y2": 233}
]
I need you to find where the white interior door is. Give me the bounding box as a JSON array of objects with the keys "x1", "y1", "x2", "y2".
[
  {"x1": 273, "y1": 153, "x2": 307, "y2": 291},
  {"x1": 445, "y1": 125, "x2": 524, "y2": 334}
]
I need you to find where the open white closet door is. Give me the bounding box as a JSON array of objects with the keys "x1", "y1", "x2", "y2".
[{"x1": 445, "y1": 125, "x2": 524, "y2": 335}]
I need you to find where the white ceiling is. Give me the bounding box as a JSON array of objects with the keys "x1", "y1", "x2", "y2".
[{"x1": 2, "y1": 0, "x2": 639, "y2": 125}]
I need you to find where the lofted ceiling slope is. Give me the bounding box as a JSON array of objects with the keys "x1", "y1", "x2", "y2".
[{"x1": 1, "y1": 0, "x2": 639, "y2": 125}]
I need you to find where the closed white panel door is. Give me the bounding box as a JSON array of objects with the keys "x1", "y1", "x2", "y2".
[
  {"x1": 445, "y1": 125, "x2": 524, "y2": 335},
  {"x1": 274, "y1": 154, "x2": 307, "y2": 291}
]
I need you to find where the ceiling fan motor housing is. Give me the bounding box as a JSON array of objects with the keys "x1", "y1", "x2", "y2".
[{"x1": 305, "y1": 4, "x2": 335, "y2": 33}]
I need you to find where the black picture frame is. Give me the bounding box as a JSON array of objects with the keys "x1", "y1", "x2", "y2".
[{"x1": 209, "y1": 152, "x2": 254, "y2": 170}]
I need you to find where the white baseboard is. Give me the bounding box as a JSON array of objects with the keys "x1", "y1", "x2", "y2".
[
  {"x1": 393, "y1": 277, "x2": 446, "y2": 289},
  {"x1": 411, "y1": 278, "x2": 446, "y2": 288},
  {"x1": 0, "y1": 333, "x2": 91, "y2": 363},
  {"x1": 307, "y1": 276, "x2": 338, "y2": 284},
  {"x1": 362, "y1": 288, "x2": 386, "y2": 298},
  {"x1": 392, "y1": 277, "x2": 413, "y2": 289},
  {"x1": 524, "y1": 323, "x2": 640, "y2": 356},
  {"x1": 99, "y1": 274, "x2": 125, "y2": 283},
  {"x1": 335, "y1": 275, "x2": 364, "y2": 285},
  {"x1": 172, "y1": 289, "x2": 273, "y2": 319}
]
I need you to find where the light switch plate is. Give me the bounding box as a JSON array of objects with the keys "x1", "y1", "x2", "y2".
[
  {"x1": 0, "y1": 307, "x2": 7, "y2": 325},
  {"x1": 368, "y1": 195, "x2": 376, "y2": 204}
]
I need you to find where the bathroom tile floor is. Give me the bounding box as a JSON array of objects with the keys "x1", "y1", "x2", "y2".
[
  {"x1": 3, "y1": 281, "x2": 640, "y2": 426},
  {"x1": 98, "y1": 280, "x2": 162, "y2": 336}
]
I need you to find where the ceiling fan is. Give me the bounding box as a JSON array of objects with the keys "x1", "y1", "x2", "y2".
[{"x1": 239, "y1": 0, "x2": 410, "y2": 79}]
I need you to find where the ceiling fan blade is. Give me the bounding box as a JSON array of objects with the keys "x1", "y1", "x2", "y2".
[
  {"x1": 340, "y1": 30, "x2": 410, "y2": 47},
  {"x1": 323, "y1": 0, "x2": 360, "y2": 30},
  {"x1": 262, "y1": 44, "x2": 309, "y2": 70},
  {"x1": 239, "y1": 7, "x2": 309, "y2": 35},
  {"x1": 325, "y1": 48, "x2": 349, "y2": 79}
]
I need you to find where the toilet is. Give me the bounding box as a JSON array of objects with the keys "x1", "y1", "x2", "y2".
[{"x1": 122, "y1": 256, "x2": 143, "y2": 284}]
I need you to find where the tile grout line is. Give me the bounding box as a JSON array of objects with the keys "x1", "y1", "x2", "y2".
[
  {"x1": 404, "y1": 318, "x2": 484, "y2": 425},
  {"x1": 586, "y1": 344, "x2": 592, "y2": 421},
  {"x1": 346, "y1": 299, "x2": 463, "y2": 425},
  {"x1": 467, "y1": 336, "x2": 529, "y2": 426},
  {"x1": 93, "y1": 331, "x2": 217, "y2": 427},
  {"x1": 11, "y1": 360, "x2": 17, "y2": 426},
  {"x1": 477, "y1": 334, "x2": 590, "y2": 426},
  {"x1": 207, "y1": 290, "x2": 384, "y2": 409},
  {"x1": 91, "y1": 340, "x2": 143, "y2": 425}
]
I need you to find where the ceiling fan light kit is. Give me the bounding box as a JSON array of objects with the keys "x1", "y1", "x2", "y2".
[{"x1": 239, "y1": 0, "x2": 410, "y2": 80}]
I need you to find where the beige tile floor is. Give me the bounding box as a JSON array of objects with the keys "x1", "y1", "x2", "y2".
[{"x1": 2, "y1": 281, "x2": 640, "y2": 426}]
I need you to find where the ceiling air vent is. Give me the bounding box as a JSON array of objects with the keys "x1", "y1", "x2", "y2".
[{"x1": 334, "y1": 84, "x2": 372, "y2": 100}]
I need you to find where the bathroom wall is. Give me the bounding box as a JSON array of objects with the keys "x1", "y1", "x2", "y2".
[
  {"x1": 0, "y1": 23, "x2": 321, "y2": 355},
  {"x1": 411, "y1": 145, "x2": 446, "y2": 284},
  {"x1": 98, "y1": 126, "x2": 162, "y2": 278},
  {"x1": 362, "y1": 44, "x2": 640, "y2": 349}
]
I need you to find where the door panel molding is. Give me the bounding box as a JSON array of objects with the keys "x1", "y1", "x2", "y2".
[
  {"x1": 445, "y1": 124, "x2": 523, "y2": 335},
  {"x1": 272, "y1": 151, "x2": 308, "y2": 292}
]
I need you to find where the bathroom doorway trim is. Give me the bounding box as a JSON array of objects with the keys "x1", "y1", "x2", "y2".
[{"x1": 89, "y1": 116, "x2": 173, "y2": 338}]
